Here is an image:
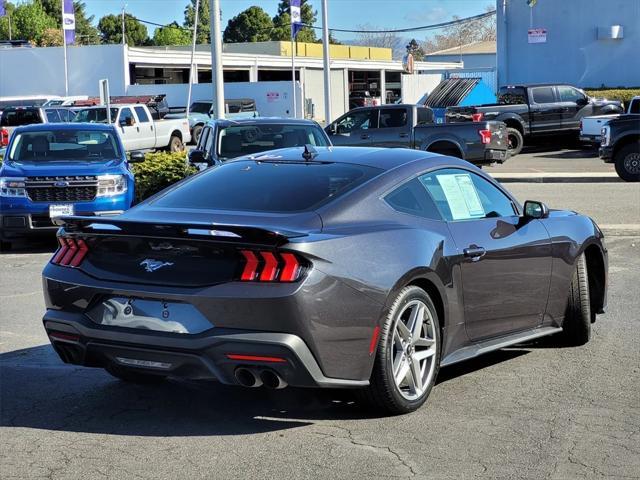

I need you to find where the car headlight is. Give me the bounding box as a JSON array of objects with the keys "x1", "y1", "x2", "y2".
[
  {"x1": 0, "y1": 177, "x2": 27, "y2": 197},
  {"x1": 96, "y1": 174, "x2": 127, "y2": 197},
  {"x1": 601, "y1": 126, "x2": 611, "y2": 146}
]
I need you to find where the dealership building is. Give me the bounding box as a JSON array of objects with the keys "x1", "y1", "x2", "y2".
[{"x1": 497, "y1": 0, "x2": 639, "y2": 88}]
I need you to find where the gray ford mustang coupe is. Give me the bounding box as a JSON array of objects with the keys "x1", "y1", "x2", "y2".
[{"x1": 42, "y1": 146, "x2": 607, "y2": 415}]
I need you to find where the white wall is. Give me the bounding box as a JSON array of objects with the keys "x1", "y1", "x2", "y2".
[
  {"x1": 302, "y1": 68, "x2": 348, "y2": 123},
  {"x1": 400, "y1": 74, "x2": 443, "y2": 104},
  {"x1": 126, "y1": 81, "x2": 303, "y2": 118},
  {"x1": 0, "y1": 45, "x2": 127, "y2": 97}
]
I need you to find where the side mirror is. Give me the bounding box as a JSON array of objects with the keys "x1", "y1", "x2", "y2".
[
  {"x1": 128, "y1": 151, "x2": 146, "y2": 163},
  {"x1": 327, "y1": 123, "x2": 336, "y2": 135},
  {"x1": 523, "y1": 200, "x2": 549, "y2": 219},
  {"x1": 188, "y1": 149, "x2": 206, "y2": 165}
]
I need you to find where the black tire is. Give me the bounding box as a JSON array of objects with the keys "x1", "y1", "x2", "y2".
[
  {"x1": 357, "y1": 286, "x2": 441, "y2": 415},
  {"x1": 191, "y1": 125, "x2": 203, "y2": 145},
  {"x1": 613, "y1": 143, "x2": 640, "y2": 182},
  {"x1": 561, "y1": 253, "x2": 591, "y2": 346},
  {"x1": 506, "y1": 127, "x2": 524, "y2": 156},
  {"x1": 105, "y1": 364, "x2": 167, "y2": 384},
  {"x1": 167, "y1": 135, "x2": 184, "y2": 152}
]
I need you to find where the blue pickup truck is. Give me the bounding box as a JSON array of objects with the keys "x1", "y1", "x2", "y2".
[{"x1": 0, "y1": 123, "x2": 143, "y2": 249}]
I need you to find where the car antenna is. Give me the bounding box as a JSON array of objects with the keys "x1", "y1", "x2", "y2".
[{"x1": 302, "y1": 144, "x2": 318, "y2": 162}]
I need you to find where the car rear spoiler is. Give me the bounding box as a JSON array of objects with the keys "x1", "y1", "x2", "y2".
[{"x1": 56, "y1": 215, "x2": 307, "y2": 246}]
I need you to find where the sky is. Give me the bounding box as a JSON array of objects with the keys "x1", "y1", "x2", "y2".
[{"x1": 80, "y1": 0, "x2": 492, "y2": 41}]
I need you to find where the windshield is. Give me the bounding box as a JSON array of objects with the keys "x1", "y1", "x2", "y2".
[
  {"x1": 72, "y1": 108, "x2": 119, "y2": 124},
  {"x1": 217, "y1": 124, "x2": 329, "y2": 160},
  {"x1": 0, "y1": 109, "x2": 42, "y2": 127},
  {"x1": 7, "y1": 129, "x2": 122, "y2": 163},
  {"x1": 190, "y1": 102, "x2": 212, "y2": 114}
]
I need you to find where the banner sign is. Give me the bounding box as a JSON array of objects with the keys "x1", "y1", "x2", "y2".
[
  {"x1": 528, "y1": 28, "x2": 547, "y2": 43},
  {"x1": 63, "y1": 0, "x2": 76, "y2": 45},
  {"x1": 0, "y1": 1, "x2": 6, "y2": 17},
  {"x1": 290, "y1": 0, "x2": 302, "y2": 38}
]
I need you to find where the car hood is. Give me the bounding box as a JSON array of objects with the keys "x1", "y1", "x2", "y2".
[
  {"x1": 591, "y1": 98, "x2": 622, "y2": 108},
  {"x1": 0, "y1": 159, "x2": 126, "y2": 177}
]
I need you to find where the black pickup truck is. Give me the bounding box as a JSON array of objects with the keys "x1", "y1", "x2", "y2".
[
  {"x1": 325, "y1": 104, "x2": 509, "y2": 166},
  {"x1": 445, "y1": 84, "x2": 623, "y2": 155},
  {"x1": 600, "y1": 115, "x2": 640, "y2": 182}
]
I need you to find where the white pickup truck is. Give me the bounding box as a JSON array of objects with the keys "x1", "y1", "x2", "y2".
[
  {"x1": 72, "y1": 104, "x2": 191, "y2": 152},
  {"x1": 580, "y1": 96, "x2": 640, "y2": 145}
]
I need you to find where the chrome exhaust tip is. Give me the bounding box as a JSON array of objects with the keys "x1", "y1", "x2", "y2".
[
  {"x1": 260, "y1": 369, "x2": 288, "y2": 389},
  {"x1": 234, "y1": 367, "x2": 262, "y2": 388}
]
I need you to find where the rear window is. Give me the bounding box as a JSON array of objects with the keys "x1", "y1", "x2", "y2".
[
  {"x1": 152, "y1": 161, "x2": 382, "y2": 213},
  {"x1": 530, "y1": 87, "x2": 556, "y2": 104},
  {"x1": 0, "y1": 109, "x2": 42, "y2": 127},
  {"x1": 498, "y1": 87, "x2": 527, "y2": 105}
]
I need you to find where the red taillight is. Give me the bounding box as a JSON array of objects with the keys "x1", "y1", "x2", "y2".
[
  {"x1": 49, "y1": 331, "x2": 81, "y2": 342},
  {"x1": 51, "y1": 236, "x2": 89, "y2": 268},
  {"x1": 479, "y1": 129, "x2": 492, "y2": 145},
  {"x1": 0, "y1": 128, "x2": 8, "y2": 147},
  {"x1": 239, "y1": 250, "x2": 304, "y2": 283},
  {"x1": 226, "y1": 354, "x2": 287, "y2": 363},
  {"x1": 472, "y1": 112, "x2": 484, "y2": 122}
]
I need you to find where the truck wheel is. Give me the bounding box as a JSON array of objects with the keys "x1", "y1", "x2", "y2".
[
  {"x1": 168, "y1": 135, "x2": 184, "y2": 152},
  {"x1": 191, "y1": 125, "x2": 203, "y2": 145},
  {"x1": 614, "y1": 143, "x2": 640, "y2": 182},
  {"x1": 561, "y1": 254, "x2": 591, "y2": 346},
  {"x1": 506, "y1": 128, "x2": 524, "y2": 156}
]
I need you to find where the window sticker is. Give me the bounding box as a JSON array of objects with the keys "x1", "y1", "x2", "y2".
[{"x1": 435, "y1": 173, "x2": 485, "y2": 220}]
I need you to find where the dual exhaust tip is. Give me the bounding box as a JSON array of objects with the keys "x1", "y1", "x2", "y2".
[{"x1": 234, "y1": 367, "x2": 287, "y2": 389}]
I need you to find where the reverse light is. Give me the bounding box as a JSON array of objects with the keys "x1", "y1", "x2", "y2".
[
  {"x1": 96, "y1": 174, "x2": 127, "y2": 197},
  {"x1": 0, "y1": 177, "x2": 27, "y2": 197},
  {"x1": 51, "y1": 236, "x2": 89, "y2": 268},
  {"x1": 239, "y1": 250, "x2": 304, "y2": 283},
  {"x1": 479, "y1": 129, "x2": 492, "y2": 145}
]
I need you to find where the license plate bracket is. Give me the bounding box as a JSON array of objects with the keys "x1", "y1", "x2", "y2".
[{"x1": 49, "y1": 204, "x2": 74, "y2": 218}]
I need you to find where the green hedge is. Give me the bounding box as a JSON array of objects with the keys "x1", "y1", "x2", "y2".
[
  {"x1": 584, "y1": 88, "x2": 640, "y2": 105},
  {"x1": 132, "y1": 151, "x2": 197, "y2": 203}
]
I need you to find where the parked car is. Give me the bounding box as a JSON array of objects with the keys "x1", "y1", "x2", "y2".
[
  {"x1": 187, "y1": 118, "x2": 330, "y2": 169},
  {"x1": 72, "y1": 104, "x2": 191, "y2": 152},
  {"x1": 41, "y1": 146, "x2": 607, "y2": 415},
  {"x1": 0, "y1": 106, "x2": 76, "y2": 139},
  {"x1": 445, "y1": 84, "x2": 624, "y2": 155},
  {"x1": 325, "y1": 105, "x2": 509, "y2": 166},
  {"x1": 600, "y1": 114, "x2": 640, "y2": 182},
  {"x1": 580, "y1": 96, "x2": 640, "y2": 145},
  {"x1": 165, "y1": 98, "x2": 259, "y2": 145},
  {"x1": 0, "y1": 123, "x2": 144, "y2": 249}
]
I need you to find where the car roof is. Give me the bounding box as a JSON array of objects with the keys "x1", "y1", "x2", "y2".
[
  {"x1": 230, "y1": 146, "x2": 469, "y2": 172},
  {"x1": 12, "y1": 122, "x2": 117, "y2": 133},
  {"x1": 210, "y1": 117, "x2": 321, "y2": 127}
]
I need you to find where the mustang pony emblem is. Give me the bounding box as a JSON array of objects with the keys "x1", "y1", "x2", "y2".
[{"x1": 139, "y1": 259, "x2": 174, "y2": 273}]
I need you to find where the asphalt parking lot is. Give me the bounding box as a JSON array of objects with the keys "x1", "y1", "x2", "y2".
[{"x1": 1, "y1": 147, "x2": 639, "y2": 480}]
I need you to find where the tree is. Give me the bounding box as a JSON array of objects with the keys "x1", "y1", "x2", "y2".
[
  {"x1": 98, "y1": 13, "x2": 149, "y2": 46},
  {"x1": 38, "y1": 27, "x2": 63, "y2": 46},
  {"x1": 10, "y1": 1, "x2": 56, "y2": 44},
  {"x1": 223, "y1": 6, "x2": 273, "y2": 43},
  {"x1": 406, "y1": 38, "x2": 425, "y2": 60},
  {"x1": 40, "y1": 0, "x2": 99, "y2": 44},
  {"x1": 184, "y1": 0, "x2": 210, "y2": 44},
  {"x1": 422, "y1": 7, "x2": 496, "y2": 53},
  {"x1": 153, "y1": 22, "x2": 191, "y2": 46},
  {"x1": 354, "y1": 24, "x2": 404, "y2": 59},
  {"x1": 0, "y1": 1, "x2": 16, "y2": 41},
  {"x1": 271, "y1": 0, "x2": 317, "y2": 43}
]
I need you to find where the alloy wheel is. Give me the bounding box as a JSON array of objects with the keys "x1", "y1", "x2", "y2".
[{"x1": 623, "y1": 153, "x2": 640, "y2": 175}]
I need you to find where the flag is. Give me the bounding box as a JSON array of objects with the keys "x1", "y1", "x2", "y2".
[
  {"x1": 62, "y1": 0, "x2": 76, "y2": 45},
  {"x1": 527, "y1": 0, "x2": 538, "y2": 7},
  {"x1": 290, "y1": 0, "x2": 302, "y2": 38},
  {"x1": 0, "y1": 1, "x2": 6, "y2": 17}
]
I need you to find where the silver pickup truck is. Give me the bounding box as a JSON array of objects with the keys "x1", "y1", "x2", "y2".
[
  {"x1": 72, "y1": 104, "x2": 191, "y2": 152},
  {"x1": 580, "y1": 96, "x2": 640, "y2": 145}
]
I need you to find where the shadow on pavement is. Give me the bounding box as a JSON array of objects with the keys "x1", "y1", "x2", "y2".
[{"x1": 0, "y1": 237, "x2": 57, "y2": 255}]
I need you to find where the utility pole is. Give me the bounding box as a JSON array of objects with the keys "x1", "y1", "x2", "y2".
[
  {"x1": 121, "y1": 4, "x2": 126, "y2": 45},
  {"x1": 186, "y1": 0, "x2": 200, "y2": 117},
  {"x1": 321, "y1": 0, "x2": 331, "y2": 124},
  {"x1": 210, "y1": 0, "x2": 225, "y2": 119}
]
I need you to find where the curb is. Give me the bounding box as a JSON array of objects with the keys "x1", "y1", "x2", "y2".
[
  {"x1": 492, "y1": 173, "x2": 621, "y2": 183},
  {"x1": 599, "y1": 224, "x2": 640, "y2": 236}
]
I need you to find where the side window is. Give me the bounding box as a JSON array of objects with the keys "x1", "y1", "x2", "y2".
[
  {"x1": 58, "y1": 109, "x2": 70, "y2": 122},
  {"x1": 197, "y1": 126, "x2": 211, "y2": 151},
  {"x1": 134, "y1": 106, "x2": 150, "y2": 123},
  {"x1": 379, "y1": 108, "x2": 408, "y2": 128},
  {"x1": 558, "y1": 86, "x2": 586, "y2": 103},
  {"x1": 203, "y1": 127, "x2": 215, "y2": 156},
  {"x1": 417, "y1": 108, "x2": 433, "y2": 125},
  {"x1": 385, "y1": 177, "x2": 441, "y2": 220},
  {"x1": 119, "y1": 108, "x2": 134, "y2": 126},
  {"x1": 530, "y1": 87, "x2": 555, "y2": 104},
  {"x1": 421, "y1": 168, "x2": 515, "y2": 221},
  {"x1": 629, "y1": 99, "x2": 640, "y2": 114},
  {"x1": 45, "y1": 110, "x2": 60, "y2": 122},
  {"x1": 335, "y1": 110, "x2": 377, "y2": 132}
]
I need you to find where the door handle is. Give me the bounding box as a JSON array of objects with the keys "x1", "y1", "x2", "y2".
[
  {"x1": 360, "y1": 133, "x2": 370, "y2": 139},
  {"x1": 399, "y1": 132, "x2": 409, "y2": 138},
  {"x1": 463, "y1": 246, "x2": 486, "y2": 261},
  {"x1": 136, "y1": 126, "x2": 140, "y2": 132}
]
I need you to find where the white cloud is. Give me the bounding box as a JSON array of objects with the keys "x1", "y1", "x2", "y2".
[{"x1": 404, "y1": 6, "x2": 449, "y2": 24}]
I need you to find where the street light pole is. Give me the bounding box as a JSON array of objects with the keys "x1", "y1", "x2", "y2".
[
  {"x1": 210, "y1": 0, "x2": 225, "y2": 119},
  {"x1": 321, "y1": 0, "x2": 332, "y2": 124},
  {"x1": 186, "y1": 0, "x2": 200, "y2": 117},
  {"x1": 121, "y1": 4, "x2": 126, "y2": 45}
]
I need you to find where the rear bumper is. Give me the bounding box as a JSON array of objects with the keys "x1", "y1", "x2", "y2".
[
  {"x1": 43, "y1": 309, "x2": 369, "y2": 389},
  {"x1": 0, "y1": 210, "x2": 124, "y2": 240},
  {"x1": 484, "y1": 148, "x2": 509, "y2": 164},
  {"x1": 580, "y1": 134, "x2": 601, "y2": 144}
]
